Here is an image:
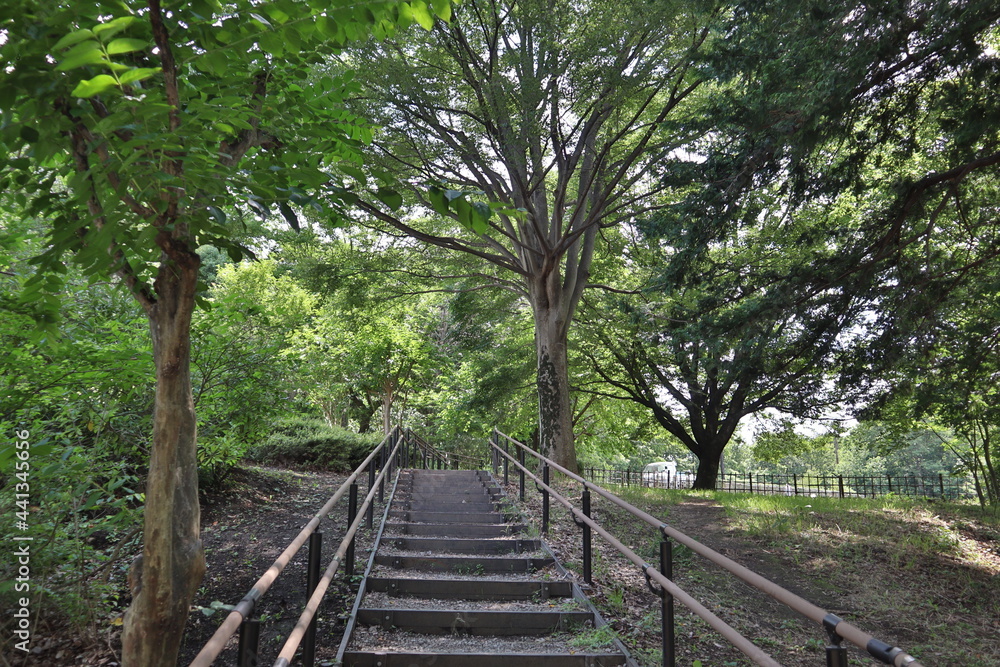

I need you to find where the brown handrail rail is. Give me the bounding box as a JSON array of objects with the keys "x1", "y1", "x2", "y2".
[
  {"x1": 271, "y1": 435, "x2": 403, "y2": 666},
  {"x1": 492, "y1": 429, "x2": 924, "y2": 667},
  {"x1": 491, "y1": 436, "x2": 781, "y2": 666},
  {"x1": 188, "y1": 426, "x2": 403, "y2": 667}
]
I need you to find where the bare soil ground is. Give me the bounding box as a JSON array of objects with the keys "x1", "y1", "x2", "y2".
[
  {"x1": 2, "y1": 466, "x2": 382, "y2": 667},
  {"x1": 4, "y1": 466, "x2": 998, "y2": 667}
]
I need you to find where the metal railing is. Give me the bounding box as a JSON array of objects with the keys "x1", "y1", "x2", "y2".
[
  {"x1": 491, "y1": 430, "x2": 924, "y2": 667},
  {"x1": 584, "y1": 466, "x2": 976, "y2": 500},
  {"x1": 188, "y1": 426, "x2": 437, "y2": 667}
]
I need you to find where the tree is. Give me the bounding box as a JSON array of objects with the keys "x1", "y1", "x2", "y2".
[
  {"x1": 0, "y1": 1, "x2": 449, "y2": 663},
  {"x1": 578, "y1": 222, "x2": 865, "y2": 488},
  {"x1": 342, "y1": 0, "x2": 727, "y2": 471},
  {"x1": 870, "y1": 276, "x2": 1000, "y2": 506},
  {"x1": 596, "y1": 0, "x2": 1000, "y2": 488}
]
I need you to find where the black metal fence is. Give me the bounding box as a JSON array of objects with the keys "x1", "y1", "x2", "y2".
[{"x1": 582, "y1": 467, "x2": 978, "y2": 500}]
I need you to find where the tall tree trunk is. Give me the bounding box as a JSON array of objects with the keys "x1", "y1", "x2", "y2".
[
  {"x1": 122, "y1": 256, "x2": 205, "y2": 667},
  {"x1": 692, "y1": 449, "x2": 722, "y2": 490},
  {"x1": 529, "y1": 279, "x2": 578, "y2": 473}
]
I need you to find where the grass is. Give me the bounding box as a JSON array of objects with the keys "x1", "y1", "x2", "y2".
[{"x1": 513, "y1": 476, "x2": 1000, "y2": 666}]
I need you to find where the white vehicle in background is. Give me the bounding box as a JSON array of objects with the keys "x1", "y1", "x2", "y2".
[{"x1": 642, "y1": 460, "x2": 677, "y2": 488}]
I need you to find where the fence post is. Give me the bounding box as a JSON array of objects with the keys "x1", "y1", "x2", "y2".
[
  {"x1": 939, "y1": 473, "x2": 945, "y2": 498},
  {"x1": 838, "y1": 475, "x2": 845, "y2": 499},
  {"x1": 793, "y1": 474, "x2": 798, "y2": 496},
  {"x1": 888, "y1": 475, "x2": 893, "y2": 494},
  {"x1": 303, "y1": 531, "x2": 322, "y2": 667},
  {"x1": 582, "y1": 486, "x2": 592, "y2": 584},
  {"x1": 660, "y1": 537, "x2": 675, "y2": 667},
  {"x1": 542, "y1": 463, "x2": 550, "y2": 535},
  {"x1": 237, "y1": 612, "x2": 260, "y2": 667},
  {"x1": 747, "y1": 473, "x2": 752, "y2": 494}
]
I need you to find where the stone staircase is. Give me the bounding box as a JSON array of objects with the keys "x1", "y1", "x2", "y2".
[{"x1": 337, "y1": 469, "x2": 632, "y2": 667}]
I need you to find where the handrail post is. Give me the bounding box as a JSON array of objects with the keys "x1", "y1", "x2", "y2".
[
  {"x1": 582, "y1": 486, "x2": 592, "y2": 584},
  {"x1": 366, "y1": 463, "x2": 375, "y2": 529},
  {"x1": 542, "y1": 463, "x2": 550, "y2": 535},
  {"x1": 518, "y1": 446, "x2": 526, "y2": 502},
  {"x1": 824, "y1": 615, "x2": 849, "y2": 667},
  {"x1": 303, "y1": 531, "x2": 322, "y2": 667},
  {"x1": 378, "y1": 446, "x2": 386, "y2": 503},
  {"x1": 661, "y1": 536, "x2": 675, "y2": 667},
  {"x1": 346, "y1": 483, "x2": 358, "y2": 578},
  {"x1": 503, "y1": 436, "x2": 509, "y2": 486},
  {"x1": 237, "y1": 605, "x2": 260, "y2": 667}
]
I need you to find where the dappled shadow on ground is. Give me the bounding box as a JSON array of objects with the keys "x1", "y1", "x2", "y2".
[{"x1": 519, "y1": 478, "x2": 1000, "y2": 667}]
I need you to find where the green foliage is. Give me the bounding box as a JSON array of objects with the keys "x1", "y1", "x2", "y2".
[
  {"x1": 247, "y1": 417, "x2": 379, "y2": 470},
  {"x1": 0, "y1": 433, "x2": 142, "y2": 636}
]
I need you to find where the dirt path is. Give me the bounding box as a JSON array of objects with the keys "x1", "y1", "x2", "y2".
[{"x1": 178, "y1": 466, "x2": 376, "y2": 666}]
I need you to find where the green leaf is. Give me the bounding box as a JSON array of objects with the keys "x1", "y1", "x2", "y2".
[
  {"x1": 57, "y1": 47, "x2": 108, "y2": 71},
  {"x1": 258, "y1": 30, "x2": 284, "y2": 57},
  {"x1": 52, "y1": 29, "x2": 96, "y2": 51},
  {"x1": 340, "y1": 165, "x2": 367, "y2": 186},
  {"x1": 427, "y1": 185, "x2": 449, "y2": 216},
  {"x1": 248, "y1": 12, "x2": 273, "y2": 29},
  {"x1": 207, "y1": 206, "x2": 227, "y2": 225},
  {"x1": 71, "y1": 75, "x2": 119, "y2": 98},
  {"x1": 119, "y1": 67, "x2": 161, "y2": 85},
  {"x1": 93, "y1": 16, "x2": 137, "y2": 39},
  {"x1": 431, "y1": 0, "x2": 451, "y2": 22},
  {"x1": 106, "y1": 38, "x2": 148, "y2": 55},
  {"x1": 19, "y1": 126, "x2": 40, "y2": 143},
  {"x1": 376, "y1": 187, "x2": 403, "y2": 210},
  {"x1": 409, "y1": 1, "x2": 436, "y2": 31}
]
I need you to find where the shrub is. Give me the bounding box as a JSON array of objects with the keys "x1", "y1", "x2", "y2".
[{"x1": 247, "y1": 417, "x2": 379, "y2": 471}]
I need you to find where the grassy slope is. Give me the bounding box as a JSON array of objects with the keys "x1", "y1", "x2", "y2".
[{"x1": 515, "y1": 478, "x2": 1000, "y2": 667}]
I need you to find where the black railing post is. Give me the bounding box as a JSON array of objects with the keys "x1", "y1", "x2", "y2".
[
  {"x1": 366, "y1": 463, "x2": 375, "y2": 529},
  {"x1": 660, "y1": 537, "x2": 675, "y2": 667},
  {"x1": 542, "y1": 463, "x2": 550, "y2": 534},
  {"x1": 238, "y1": 614, "x2": 260, "y2": 667},
  {"x1": 838, "y1": 475, "x2": 845, "y2": 499},
  {"x1": 518, "y1": 447, "x2": 526, "y2": 502},
  {"x1": 582, "y1": 487, "x2": 592, "y2": 584},
  {"x1": 346, "y1": 483, "x2": 358, "y2": 578},
  {"x1": 824, "y1": 615, "x2": 848, "y2": 667},
  {"x1": 303, "y1": 531, "x2": 322, "y2": 667},
  {"x1": 747, "y1": 473, "x2": 752, "y2": 494},
  {"x1": 793, "y1": 474, "x2": 798, "y2": 496},
  {"x1": 378, "y1": 446, "x2": 386, "y2": 503},
  {"x1": 503, "y1": 434, "x2": 509, "y2": 486}
]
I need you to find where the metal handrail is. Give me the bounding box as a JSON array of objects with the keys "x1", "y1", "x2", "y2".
[
  {"x1": 406, "y1": 428, "x2": 482, "y2": 468},
  {"x1": 271, "y1": 435, "x2": 403, "y2": 666},
  {"x1": 492, "y1": 429, "x2": 924, "y2": 667},
  {"x1": 188, "y1": 426, "x2": 404, "y2": 667}
]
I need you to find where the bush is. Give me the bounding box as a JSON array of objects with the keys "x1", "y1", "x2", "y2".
[{"x1": 247, "y1": 417, "x2": 379, "y2": 471}]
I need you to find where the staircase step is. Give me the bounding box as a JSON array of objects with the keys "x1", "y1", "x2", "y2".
[
  {"x1": 386, "y1": 523, "x2": 526, "y2": 537},
  {"x1": 366, "y1": 577, "x2": 573, "y2": 600},
  {"x1": 374, "y1": 554, "x2": 554, "y2": 573},
  {"x1": 356, "y1": 608, "x2": 595, "y2": 634},
  {"x1": 383, "y1": 537, "x2": 541, "y2": 554},
  {"x1": 342, "y1": 652, "x2": 627, "y2": 667},
  {"x1": 388, "y1": 510, "x2": 509, "y2": 524}
]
